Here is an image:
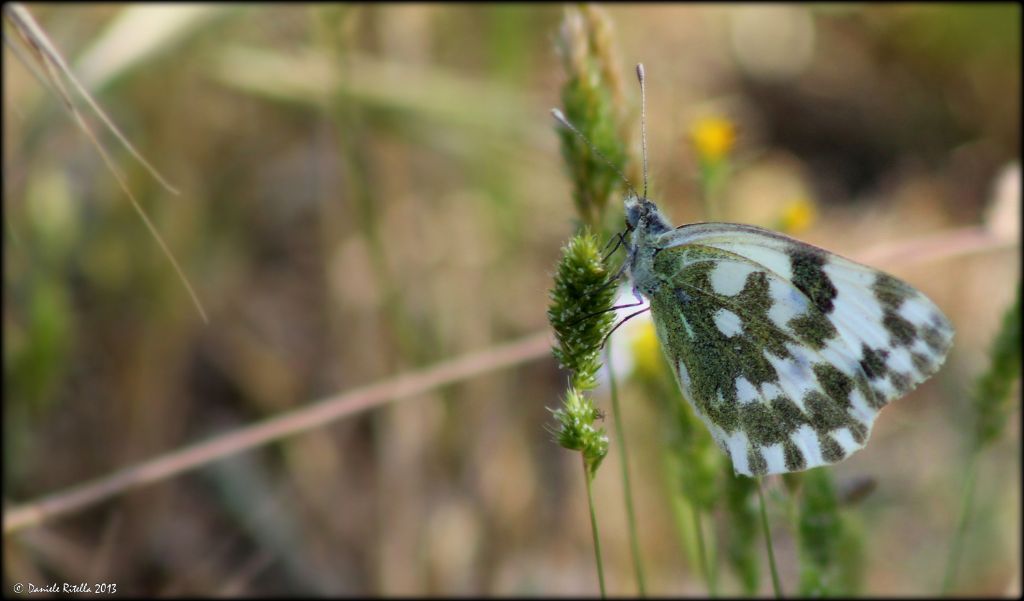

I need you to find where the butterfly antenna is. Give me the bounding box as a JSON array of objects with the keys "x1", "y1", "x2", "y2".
[
  {"x1": 636, "y1": 63, "x2": 649, "y2": 200},
  {"x1": 551, "y1": 108, "x2": 640, "y2": 200}
]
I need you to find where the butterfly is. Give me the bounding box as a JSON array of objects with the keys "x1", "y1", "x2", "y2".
[
  {"x1": 624, "y1": 197, "x2": 954, "y2": 476},
  {"x1": 558, "y1": 64, "x2": 955, "y2": 476}
]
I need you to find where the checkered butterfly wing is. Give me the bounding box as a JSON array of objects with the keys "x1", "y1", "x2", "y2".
[{"x1": 645, "y1": 222, "x2": 954, "y2": 476}]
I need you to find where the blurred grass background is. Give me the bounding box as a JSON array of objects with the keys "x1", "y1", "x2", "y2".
[{"x1": 3, "y1": 3, "x2": 1020, "y2": 595}]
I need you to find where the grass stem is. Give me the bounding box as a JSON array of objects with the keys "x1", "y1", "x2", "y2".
[
  {"x1": 584, "y1": 454, "x2": 607, "y2": 598},
  {"x1": 4, "y1": 332, "x2": 552, "y2": 534},
  {"x1": 606, "y1": 347, "x2": 647, "y2": 596},
  {"x1": 941, "y1": 450, "x2": 979, "y2": 595},
  {"x1": 692, "y1": 504, "x2": 717, "y2": 597},
  {"x1": 758, "y1": 477, "x2": 783, "y2": 598}
]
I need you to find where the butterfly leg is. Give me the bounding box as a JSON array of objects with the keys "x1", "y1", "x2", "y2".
[
  {"x1": 566, "y1": 296, "x2": 647, "y2": 328},
  {"x1": 601, "y1": 306, "x2": 652, "y2": 348}
]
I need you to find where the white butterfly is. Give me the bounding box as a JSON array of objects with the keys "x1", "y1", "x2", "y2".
[
  {"x1": 624, "y1": 197, "x2": 953, "y2": 475},
  {"x1": 558, "y1": 64, "x2": 954, "y2": 476}
]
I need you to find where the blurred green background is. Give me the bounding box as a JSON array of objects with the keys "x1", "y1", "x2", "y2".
[{"x1": 3, "y1": 3, "x2": 1019, "y2": 596}]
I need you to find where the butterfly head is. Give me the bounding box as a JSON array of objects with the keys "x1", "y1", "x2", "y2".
[{"x1": 624, "y1": 194, "x2": 671, "y2": 235}]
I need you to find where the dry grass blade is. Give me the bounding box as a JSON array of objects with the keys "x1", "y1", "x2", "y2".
[
  {"x1": 213, "y1": 46, "x2": 536, "y2": 140},
  {"x1": 5, "y1": 3, "x2": 180, "y2": 193},
  {"x1": 4, "y1": 3, "x2": 208, "y2": 323},
  {"x1": 74, "y1": 5, "x2": 232, "y2": 90},
  {"x1": 3, "y1": 331, "x2": 553, "y2": 535}
]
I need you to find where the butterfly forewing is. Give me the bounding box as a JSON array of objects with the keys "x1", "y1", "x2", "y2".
[
  {"x1": 664, "y1": 223, "x2": 955, "y2": 401},
  {"x1": 645, "y1": 222, "x2": 954, "y2": 476}
]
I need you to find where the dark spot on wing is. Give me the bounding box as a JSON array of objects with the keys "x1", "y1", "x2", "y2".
[
  {"x1": 870, "y1": 386, "x2": 889, "y2": 409},
  {"x1": 804, "y1": 390, "x2": 853, "y2": 432},
  {"x1": 911, "y1": 352, "x2": 931, "y2": 375},
  {"x1": 814, "y1": 363, "x2": 855, "y2": 409},
  {"x1": 850, "y1": 422, "x2": 867, "y2": 444},
  {"x1": 889, "y1": 371, "x2": 913, "y2": 395},
  {"x1": 819, "y1": 433, "x2": 846, "y2": 463},
  {"x1": 741, "y1": 402, "x2": 784, "y2": 446},
  {"x1": 860, "y1": 344, "x2": 890, "y2": 380},
  {"x1": 922, "y1": 325, "x2": 948, "y2": 354},
  {"x1": 873, "y1": 272, "x2": 913, "y2": 311},
  {"x1": 883, "y1": 310, "x2": 917, "y2": 347},
  {"x1": 784, "y1": 440, "x2": 806, "y2": 471},
  {"x1": 789, "y1": 248, "x2": 838, "y2": 314},
  {"x1": 747, "y1": 448, "x2": 768, "y2": 476},
  {"x1": 789, "y1": 310, "x2": 838, "y2": 349}
]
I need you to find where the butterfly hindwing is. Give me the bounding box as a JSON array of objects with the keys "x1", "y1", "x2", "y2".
[{"x1": 644, "y1": 223, "x2": 953, "y2": 476}]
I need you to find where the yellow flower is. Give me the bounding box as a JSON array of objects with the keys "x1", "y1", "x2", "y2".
[
  {"x1": 629, "y1": 320, "x2": 664, "y2": 381},
  {"x1": 690, "y1": 116, "x2": 736, "y2": 163},
  {"x1": 776, "y1": 196, "x2": 818, "y2": 234}
]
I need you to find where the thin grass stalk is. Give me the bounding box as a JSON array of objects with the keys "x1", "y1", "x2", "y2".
[
  {"x1": 606, "y1": 346, "x2": 647, "y2": 596},
  {"x1": 692, "y1": 504, "x2": 717, "y2": 597},
  {"x1": 4, "y1": 331, "x2": 552, "y2": 534},
  {"x1": 660, "y1": 441, "x2": 718, "y2": 596},
  {"x1": 942, "y1": 283, "x2": 1020, "y2": 593},
  {"x1": 757, "y1": 478, "x2": 783, "y2": 598},
  {"x1": 584, "y1": 454, "x2": 608, "y2": 598},
  {"x1": 941, "y1": 451, "x2": 979, "y2": 595},
  {"x1": 723, "y1": 472, "x2": 760, "y2": 594},
  {"x1": 667, "y1": 490, "x2": 696, "y2": 580}
]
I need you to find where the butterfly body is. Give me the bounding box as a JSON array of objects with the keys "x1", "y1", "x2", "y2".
[{"x1": 624, "y1": 194, "x2": 954, "y2": 476}]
